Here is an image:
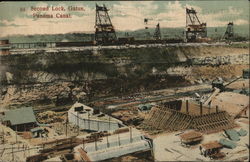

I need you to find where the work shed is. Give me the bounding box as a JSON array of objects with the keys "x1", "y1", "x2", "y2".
[
  {"x1": 200, "y1": 141, "x2": 225, "y2": 160},
  {"x1": 0, "y1": 107, "x2": 37, "y2": 131}
]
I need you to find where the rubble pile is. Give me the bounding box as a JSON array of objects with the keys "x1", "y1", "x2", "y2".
[
  {"x1": 111, "y1": 109, "x2": 144, "y2": 126},
  {"x1": 37, "y1": 111, "x2": 66, "y2": 124},
  {"x1": 191, "y1": 64, "x2": 249, "y2": 81},
  {"x1": 0, "y1": 82, "x2": 86, "y2": 108}
]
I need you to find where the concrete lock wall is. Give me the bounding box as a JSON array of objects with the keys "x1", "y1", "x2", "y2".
[
  {"x1": 88, "y1": 140, "x2": 151, "y2": 161},
  {"x1": 68, "y1": 112, "x2": 119, "y2": 131}
]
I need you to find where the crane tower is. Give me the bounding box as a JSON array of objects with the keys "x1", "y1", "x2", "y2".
[
  {"x1": 223, "y1": 22, "x2": 234, "y2": 40},
  {"x1": 153, "y1": 23, "x2": 161, "y2": 40},
  {"x1": 95, "y1": 4, "x2": 117, "y2": 44},
  {"x1": 185, "y1": 8, "x2": 207, "y2": 42}
]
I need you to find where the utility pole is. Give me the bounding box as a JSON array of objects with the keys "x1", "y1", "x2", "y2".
[
  {"x1": 109, "y1": 116, "x2": 111, "y2": 130},
  {"x1": 130, "y1": 127, "x2": 133, "y2": 143},
  {"x1": 77, "y1": 111, "x2": 79, "y2": 135},
  {"x1": 82, "y1": 138, "x2": 85, "y2": 148},
  {"x1": 106, "y1": 135, "x2": 110, "y2": 148},
  {"x1": 1, "y1": 127, "x2": 4, "y2": 145},
  {"x1": 94, "y1": 134, "x2": 98, "y2": 151},
  {"x1": 11, "y1": 144, "x2": 14, "y2": 161},
  {"x1": 117, "y1": 133, "x2": 121, "y2": 146},
  {"x1": 65, "y1": 118, "x2": 68, "y2": 137},
  {"x1": 15, "y1": 126, "x2": 17, "y2": 143},
  {"x1": 88, "y1": 111, "x2": 90, "y2": 130}
]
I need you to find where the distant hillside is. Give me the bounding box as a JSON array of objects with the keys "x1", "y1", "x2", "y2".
[{"x1": 1, "y1": 25, "x2": 248, "y2": 43}]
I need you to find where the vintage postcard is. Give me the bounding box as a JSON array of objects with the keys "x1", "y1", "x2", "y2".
[{"x1": 0, "y1": 0, "x2": 249, "y2": 161}]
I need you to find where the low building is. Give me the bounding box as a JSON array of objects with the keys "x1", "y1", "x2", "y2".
[
  {"x1": 75, "y1": 128, "x2": 153, "y2": 161},
  {"x1": 0, "y1": 107, "x2": 37, "y2": 131},
  {"x1": 68, "y1": 102, "x2": 123, "y2": 132},
  {"x1": 243, "y1": 69, "x2": 250, "y2": 79},
  {"x1": 200, "y1": 141, "x2": 225, "y2": 160},
  {"x1": 30, "y1": 127, "x2": 48, "y2": 138}
]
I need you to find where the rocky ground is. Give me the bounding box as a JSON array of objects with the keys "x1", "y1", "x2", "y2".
[
  {"x1": 153, "y1": 118, "x2": 249, "y2": 161},
  {"x1": 0, "y1": 43, "x2": 249, "y2": 109}
]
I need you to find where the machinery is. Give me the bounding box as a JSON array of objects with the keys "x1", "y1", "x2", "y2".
[
  {"x1": 211, "y1": 77, "x2": 242, "y2": 91},
  {"x1": 185, "y1": 8, "x2": 207, "y2": 42},
  {"x1": 222, "y1": 22, "x2": 234, "y2": 40},
  {"x1": 153, "y1": 23, "x2": 161, "y2": 40},
  {"x1": 203, "y1": 76, "x2": 243, "y2": 106},
  {"x1": 242, "y1": 69, "x2": 250, "y2": 79},
  {"x1": 95, "y1": 4, "x2": 117, "y2": 44}
]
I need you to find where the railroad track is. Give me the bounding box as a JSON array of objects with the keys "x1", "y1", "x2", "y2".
[{"x1": 33, "y1": 85, "x2": 212, "y2": 113}]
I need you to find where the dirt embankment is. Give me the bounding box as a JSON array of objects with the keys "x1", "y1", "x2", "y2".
[
  {"x1": 189, "y1": 64, "x2": 249, "y2": 81},
  {"x1": 0, "y1": 44, "x2": 248, "y2": 108},
  {"x1": 184, "y1": 45, "x2": 248, "y2": 57}
]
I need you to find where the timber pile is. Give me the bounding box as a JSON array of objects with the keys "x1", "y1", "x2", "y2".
[
  {"x1": 192, "y1": 112, "x2": 236, "y2": 134},
  {"x1": 141, "y1": 106, "x2": 235, "y2": 134},
  {"x1": 78, "y1": 148, "x2": 92, "y2": 162},
  {"x1": 142, "y1": 107, "x2": 192, "y2": 131}
]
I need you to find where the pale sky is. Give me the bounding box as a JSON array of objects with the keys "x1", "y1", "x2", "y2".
[{"x1": 0, "y1": 0, "x2": 249, "y2": 37}]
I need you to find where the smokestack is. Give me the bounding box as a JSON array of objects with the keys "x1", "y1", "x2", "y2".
[
  {"x1": 200, "y1": 102, "x2": 203, "y2": 115},
  {"x1": 216, "y1": 105, "x2": 219, "y2": 113},
  {"x1": 186, "y1": 100, "x2": 189, "y2": 114}
]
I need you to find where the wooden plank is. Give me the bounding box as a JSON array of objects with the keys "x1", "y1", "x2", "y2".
[{"x1": 78, "y1": 148, "x2": 92, "y2": 162}]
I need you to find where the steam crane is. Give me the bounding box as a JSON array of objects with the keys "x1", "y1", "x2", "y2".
[
  {"x1": 95, "y1": 4, "x2": 117, "y2": 44},
  {"x1": 185, "y1": 8, "x2": 207, "y2": 42},
  {"x1": 222, "y1": 22, "x2": 234, "y2": 40}
]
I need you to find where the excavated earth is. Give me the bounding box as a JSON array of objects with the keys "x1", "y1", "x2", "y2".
[{"x1": 0, "y1": 44, "x2": 249, "y2": 109}]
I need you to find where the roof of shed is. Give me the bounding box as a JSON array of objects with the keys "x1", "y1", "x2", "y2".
[
  {"x1": 1, "y1": 107, "x2": 37, "y2": 125},
  {"x1": 201, "y1": 141, "x2": 222, "y2": 150},
  {"x1": 180, "y1": 130, "x2": 203, "y2": 140}
]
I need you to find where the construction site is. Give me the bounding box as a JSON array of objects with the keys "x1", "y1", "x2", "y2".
[{"x1": 0, "y1": 2, "x2": 249, "y2": 162}]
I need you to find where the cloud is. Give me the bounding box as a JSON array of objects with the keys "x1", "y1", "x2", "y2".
[
  {"x1": 199, "y1": 6, "x2": 246, "y2": 27},
  {"x1": 156, "y1": 1, "x2": 187, "y2": 28},
  {"x1": 0, "y1": 14, "x2": 95, "y2": 36},
  {"x1": 157, "y1": 1, "x2": 249, "y2": 28},
  {"x1": 111, "y1": 1, "x2": 159, "y2": 31},
  {"x1": 233, "y1": 19, "x2": 249, "y2": 25}
]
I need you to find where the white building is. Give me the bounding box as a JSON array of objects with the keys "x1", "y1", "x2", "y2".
[
  {"x1": 68, "y1": 102, "x2": 123, "y2": 132},
  {"x1": 75, "y1": 128, "x2": 153, "y2": 161}
]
